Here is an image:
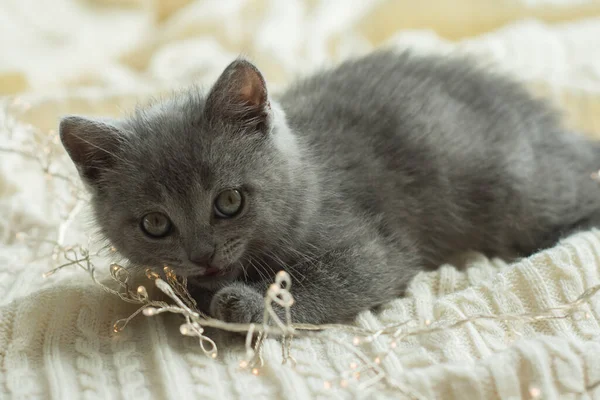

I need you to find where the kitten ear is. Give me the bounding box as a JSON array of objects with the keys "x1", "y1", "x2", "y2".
[
  {"x1": 59, "y1": 115, "x2": 125, "y2": 185},
  {"x1": 205, "y1": 58, "x2": 271, "y2": 133}
]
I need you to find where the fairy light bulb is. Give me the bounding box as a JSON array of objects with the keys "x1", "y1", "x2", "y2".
[
  {"x1": 323, "y1": 381, "x2": 332, "y2": 390},
  {"x1": 390, "y1": 341, "x2": 397, "y2": 349},
  {"x1": 252, "y1": 368, "x2": 259, "y2": 376},
  {"x1": 180, "y1": 324, "x2": 191, "y2": 335},
  {"x1": 340, "y1": 380, "x2": 348, "y2": 388},
  {"x1": 239, "y1": 360, "x2": 249, "y2": 369},
  {"x1": 113, "y1": 321, "x2": 126, "y2": 333},
  {"x1": 352, "y1": 337, "x2": 361, "y2": 345},
  {"x1": 137, "y1": 286, "x2": 148, "y2": 298},
  {"x1": 277, "y1": 270, "x2": 287, "y2": 279},
  {"x1": 43, "y1": 270, "x2": 56, "y2": 279},
  {"x1": 145, "y1": 269, "x2": 159, "y2": 280},
  {"x1": 163, "y1": 265, "x2": 175, "y2": 276},
  {"x1": 143, "y1": 307, "x2": 157, "y2": 316},
  {"x1": 529, "y1": 385, "x2": 541, "y2": 398},
  {"x1": 180, "y1": 323, "x2": 201, "y2": 336},
  {"x1": 374, "y1": 357, "x2": 381, "y2": 364},
  {"x1": 349, "y1": 362, "x2": 358, "y2": 369}
]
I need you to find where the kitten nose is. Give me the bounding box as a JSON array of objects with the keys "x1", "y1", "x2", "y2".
[{"x1": 189, "y1": 249, "x2": 214, "y2": 267}]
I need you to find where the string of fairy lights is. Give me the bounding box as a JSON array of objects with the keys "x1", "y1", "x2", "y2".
[{"x1": 2, "y1": 97, "x2": 600, "y2": 398}]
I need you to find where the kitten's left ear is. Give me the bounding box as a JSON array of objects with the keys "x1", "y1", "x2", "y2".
[{"x1": 205, "y1": 58, "x2": 271, "y2": 133}]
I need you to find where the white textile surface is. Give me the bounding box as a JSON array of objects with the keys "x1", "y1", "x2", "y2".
[{"x1": 1, "y1": 1, "x2": 600, "y2": 399}]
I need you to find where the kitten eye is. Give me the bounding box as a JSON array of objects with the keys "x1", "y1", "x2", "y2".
[
  {"x1": 141, "y1": 212, "x2": 172, "y2": 238},
  {"x1": 214, "y1": 189, "x2": 243, "y2": 218}
]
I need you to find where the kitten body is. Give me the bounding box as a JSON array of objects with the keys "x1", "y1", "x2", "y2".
[{"x1": 60, "y1": 50, "x2": 600, "y2": 324}]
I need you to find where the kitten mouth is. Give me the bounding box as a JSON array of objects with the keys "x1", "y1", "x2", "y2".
[
  {"x1": 203, "y1": 267, "x2": 223, "y2": 277},
  {"x1": 194, "y1": 266, "x2": 236, "y2": 279}
]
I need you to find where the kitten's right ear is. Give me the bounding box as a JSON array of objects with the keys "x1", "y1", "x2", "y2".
[
  {"x1": 59, "y1": 116, "x2": 125, "y2": 185},
  {"x1": 204, "y1": 58, "x2": 271, "y2": 133}
]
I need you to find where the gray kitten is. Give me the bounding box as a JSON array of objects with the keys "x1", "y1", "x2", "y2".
[{"x1": 60, "y1": 50, "x2": 600, "y2": 325}]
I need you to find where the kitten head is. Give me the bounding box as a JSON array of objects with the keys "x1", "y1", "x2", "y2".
[{"x1": 59, "y1": 59, "x2": 307, "y2": 288}]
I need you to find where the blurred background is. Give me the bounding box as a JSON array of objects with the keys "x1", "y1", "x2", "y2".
[{"x1": 1, "y1": 0, "x2": 600, "y2": 134}]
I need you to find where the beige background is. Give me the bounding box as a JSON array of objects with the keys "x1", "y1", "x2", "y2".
[{"x1": 1, "y1": 0, "x2": 600, "y2": 134}]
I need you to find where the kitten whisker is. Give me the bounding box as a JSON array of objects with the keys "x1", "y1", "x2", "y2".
[
  {"x1": 236, "y1": 260, "x2": 249, "y2": 281},
  {"x1": 246, "y1": 254, "x2": 270, "y2": 284},
  {"x1": 70, "y1": 131, "x2": 133, "y2": 167},
  {"x1": 257, "y1": 248, "x2": 316, "y2": 292}
]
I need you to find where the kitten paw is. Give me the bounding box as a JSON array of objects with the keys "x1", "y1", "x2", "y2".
[{"x1": 210, "y1": 284, "x2": 264, "y2": 324}]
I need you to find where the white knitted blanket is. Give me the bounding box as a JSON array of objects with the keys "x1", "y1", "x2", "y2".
[{"x1": 2, "y1": 1, "x2": 600, "y2": 399}]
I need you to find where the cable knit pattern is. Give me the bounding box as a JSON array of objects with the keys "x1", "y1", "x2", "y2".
[
  {"x1": 3, "y1": 220, "x2": 599, "y2": 399},
  {"x1": 183, "y1": 336, "x2": 230, "y2": 399},
  {"x1": 111, "y1": 318, "x2": 150, "y2": 400},
  {"x1": 75, "y1": 300, "x2": 110, "y2": 399},
  {"x1": 2, "y1": 0, "x2": 600, "y2": 399}
]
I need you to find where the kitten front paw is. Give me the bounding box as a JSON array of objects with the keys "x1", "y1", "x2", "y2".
[{"x1": 210, "y1": 284, "x2": 264, "y2": 324}]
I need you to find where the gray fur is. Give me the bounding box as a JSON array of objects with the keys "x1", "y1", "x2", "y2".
[{"x1": 60, "y1": 50, "x2": 600, "y2": 325}]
